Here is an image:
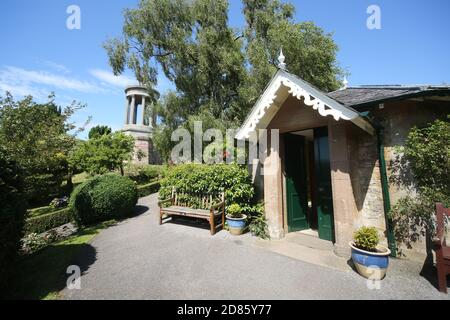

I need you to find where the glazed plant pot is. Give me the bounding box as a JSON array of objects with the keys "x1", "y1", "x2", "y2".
[
  {"x1": 226, "y1": 214, "x2": 247, "y2": 235},
  {"x1": 349, "y1": 242, "x2": 391, "y2": 280}
]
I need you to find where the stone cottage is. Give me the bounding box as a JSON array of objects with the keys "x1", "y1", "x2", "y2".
[{"x1": 236, "y1": 53, "x2": 450, "y2": 257}]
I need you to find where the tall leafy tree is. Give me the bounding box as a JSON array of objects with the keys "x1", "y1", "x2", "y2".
[
  {"x1": 88, "y1": 125, "x2": 112, "y2": 139},
  {"x1": 241, "y1": 0, "x2": 343, "y2": 106},
  {"x1": 69, "y1": 132, "x2": 135, "y2": 176},
  {"x1": 0, "y1": 93, "x2": 87, "y2": 204}
]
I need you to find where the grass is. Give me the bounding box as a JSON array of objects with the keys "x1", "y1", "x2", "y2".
[
  {"x1": 72, "y1": 172, "x2": 91, "y2": 185},
  {"x1": 7, "y1": 220, "x2": 116, "y2": 300}
]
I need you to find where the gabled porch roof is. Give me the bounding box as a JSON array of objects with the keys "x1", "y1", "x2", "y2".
[{"x1": 235, "y1": 69, "x2": 375, "y2": 140}]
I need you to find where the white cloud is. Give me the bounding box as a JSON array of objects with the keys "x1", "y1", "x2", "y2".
[
  {"x1": 89, "y1": 69, "x2": 137, "y2": 88},
  {"x1": 0, "y1": 66, "x2": 105, "y2": 97},
  {"x1": 43, "y1": 60, "x2": 71, "y2": 74}
]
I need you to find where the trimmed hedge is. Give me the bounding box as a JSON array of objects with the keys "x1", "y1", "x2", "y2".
[
  {"x1": 24, "y1": 207, "x2": 73, "y2": 235},
  {"x1": 137, "y1": 181, "x2": 161, "y2": 197},
  {"x1": 159, "y1": 164, "x2": 255, "y2": 212},
  {"x1": 70, "y1": 174, "x2": 138, "y2": 226},
  {"x1": 27, "y1": 206, "x2": 57, "y2": 218}
]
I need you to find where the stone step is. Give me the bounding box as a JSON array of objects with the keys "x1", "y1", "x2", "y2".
[{"x1": 254, "y1": 234, "x2": 350, "y2": 273}]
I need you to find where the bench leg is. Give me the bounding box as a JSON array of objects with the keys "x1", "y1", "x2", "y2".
[
  {"x1": 159, "y1": 209, "x2": 163, "y2": 225},
  {"x1": 437, "y1": 265, "x2": 448, "y2": 294},
  {"x1": 210, "y1": 212, "x2": 215, "y2": 236},
  {"x1": 222, "y1": 207, "x2": 225, "y2": 229}
]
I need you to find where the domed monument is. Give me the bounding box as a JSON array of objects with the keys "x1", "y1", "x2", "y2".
[{"x1": 122, "y1": 85, "x2": 160, "y2": 164}]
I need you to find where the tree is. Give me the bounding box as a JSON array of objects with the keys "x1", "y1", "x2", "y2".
[
  {"x1": 105, "y1": 0, "x2": 344, "y2": 162},
  {"x1": 69, "y1": 132, "x2": 135, "y2": 176},
  {"x1": 88, "y1": 125, "x2": 112, "y2": 139},
  {"x1": 0, "y1": 92, "x2": 88, "y2": 204}
]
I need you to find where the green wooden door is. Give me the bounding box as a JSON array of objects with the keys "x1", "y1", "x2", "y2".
[
  {"x1": 285, "y1": 134, "x2": 309, "y2": 232},
  {"x1": 314, "y1": 127, "x2": 335, "y2": 242}
]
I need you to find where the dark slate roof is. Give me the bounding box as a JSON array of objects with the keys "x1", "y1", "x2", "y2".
[{"x1": 328, "y1": 85, "x2": 450, "y2": 108}]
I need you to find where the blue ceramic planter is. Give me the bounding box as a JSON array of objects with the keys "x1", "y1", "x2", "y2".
[
  {"x1": 226, "y1": 215, "x2": 247, "y2": 235},
  {"x1": 349, "y1": 242, "x2": 391, "y2": 280}
]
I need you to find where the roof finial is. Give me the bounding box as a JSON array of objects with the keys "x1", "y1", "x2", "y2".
[
  {"x1": 342, "y1": 76, "x2": 349, "y2": 90},
  {"x1": 278, "y1": 48, "x2": 286, "y2": 70}
]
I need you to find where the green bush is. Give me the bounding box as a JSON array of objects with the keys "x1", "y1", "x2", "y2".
[
  {"x1": 137, "y1": 181, "x2": 161, "y2": 197},
  {"x1": 125, "y1": 164, "x2": 164, "y2": 184},
  {"x1": 24, "y1": 207, "x2": 73, "y2": 234},
  {"x1": 0, "y1": 146, "x2": 27, "y2": 291},
  {"x1": 389, "y1": 117, "x2": 450, "y2": 254},
  {"x1": 159, "y1": 164, "x2": 254, "y2": 211},
  {"x1": 353, "y1": 226, "x2": 379, "y2": 252},
  {"x1": 70, "y1": 174, "x2": 138, "y2": 226},
  {"x1": 248, "y1": 202, "x2": 270, "y2": 239}
]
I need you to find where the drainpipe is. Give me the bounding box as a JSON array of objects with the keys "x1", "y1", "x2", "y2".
[
  {"x1": 376, "y1": 127, "x2": 397, "y2": 257},
  {"x1": 360, "y1": 112, "x2": 397, "y2": 257}
]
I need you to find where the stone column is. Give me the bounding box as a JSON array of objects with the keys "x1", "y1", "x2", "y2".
[
  {"x1": 328, "y1": 121, "x2": 359, "y2": 257},
  {"x1": 130, "y1": 95, "x2": 136, "y2": 125},
  {"x1": 124, "y1": 96, "x2": 130, "y2": 125},
  {"x1": 263, "y1": 129, "x2": 284, "y2": 239},
  {"x1": 141, "y1": 96, "x2": 146, "y2": 125}
]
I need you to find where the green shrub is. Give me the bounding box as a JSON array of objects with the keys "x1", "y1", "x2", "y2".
[
  {"x1": 248, "y1": 202, "x2": 270, "y2": 239},
  {"x1": 125, "y1": 164, "x2": 164, "y2": 184},
  {"x1": 0, "y1": 146, "x2": 27, "y2": 291},
  {"x1": 137, "y1": 181, "x2": 161, "y2": 197},
  {"x1": 227, "y1": 204, "x2": 242, "y2": 218},
  {"x1": 24, "y1": 207, "x2": 73, "y2": 234},
  {"x1": 389, "y1": 117, "x2": 450, "y2": 255},
  {"x1": 353, "y1": 226, "x2": 379, "y2": 252},
  {"x1": 159, "y1": 164, "x2": 254, "y2": 212},
  {"x1": 70, "y1": 174, "x2": 138, "y2": 226},
  {"x1": 21, "y1": 233, "x2": 48, "y2": 254}
]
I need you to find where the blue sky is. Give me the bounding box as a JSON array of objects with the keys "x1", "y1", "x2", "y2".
[{"x1": 0, "y1": 0, "x2": 449, "y2": 138}]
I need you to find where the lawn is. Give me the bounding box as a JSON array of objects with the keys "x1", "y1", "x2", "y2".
[{"x1": 8, "y1": 220, "x2": 116, "y2": 300}]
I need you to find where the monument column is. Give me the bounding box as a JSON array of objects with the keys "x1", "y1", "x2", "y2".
[
  {"x1": 141, "y1": 96, "x2": 146, "y2": 125},
  {"x1": 124, "y1": 96, "x2": 130, "y2": 125},
  {"x1": 130, "y1": 95, "x2": 136, "y2": 125}
]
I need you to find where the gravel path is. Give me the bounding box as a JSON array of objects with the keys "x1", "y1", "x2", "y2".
[{"x1": 62, "y1": 194, "x2": 449, "y2": 300}]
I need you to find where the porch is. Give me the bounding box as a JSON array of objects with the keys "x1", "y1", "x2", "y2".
[{"x1": 236, "y1": 69, "x2": 388, "y2": 257}]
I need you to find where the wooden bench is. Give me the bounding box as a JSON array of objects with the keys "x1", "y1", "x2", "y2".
[
  {"x1": 158, "y1": 188, "x2": 225, "y2": 235},
  {"x1": 434, "y1": 203, "x2": 450, "y2": 293}
]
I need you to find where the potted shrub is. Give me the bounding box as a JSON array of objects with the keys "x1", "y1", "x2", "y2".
[
  {"x1": 226, "y1": 204, "x2": 247, "y2": 235},
  {"x1": 349, "y1": 226, "x2": 391, "y2": 280}
]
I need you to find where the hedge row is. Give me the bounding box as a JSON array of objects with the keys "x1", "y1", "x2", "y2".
[
  {"x1": 125, "y1": 164, "x2": 164, "y2": 184},
  {"x1": 24, "y1": 207, "x2": 73, "y2": 234},
  {"x1": 27, "y1": 206, "x2": 57, "y2": 218},
  {"x1": 137, "y1": 181, "x2": 161, "y2": 197}
]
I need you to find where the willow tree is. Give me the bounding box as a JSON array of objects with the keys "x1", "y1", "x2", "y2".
[{"x1": 105, "y1": 0, "x2": 344, "y2": 161}]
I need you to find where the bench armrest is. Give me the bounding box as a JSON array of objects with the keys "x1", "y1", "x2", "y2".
[
  {"x1": 158, "y1": 198, "x2": 173, "y2": 207},
  {"x1": 210, "y1": 201, "x2": 225, "y2": 211}
]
